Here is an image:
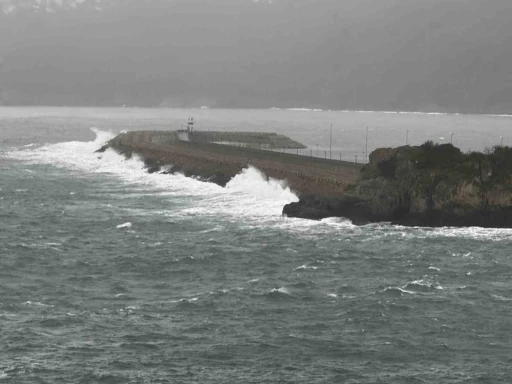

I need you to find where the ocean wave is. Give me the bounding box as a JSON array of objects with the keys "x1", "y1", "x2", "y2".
[
  {"x1": 293, "y1": 264, "x2": 319, "y2": 271},
  {"x1": 491, "y1": 294, "x2": 512, "y2": 301},
  {"x1": 23, "y1": 301, "x2": 54, "y2": 307},
  {"x1": 286, "y1": 108, "x2": 324, "y2": 112},
  {"x1": 116, "y1": 222, "x2": 132, "y2": 229},
  {"x1": 264, "y1": 286, "x2": 295, "y2": 300},
  {"x1": 4, "y1": 128, "x2": 298, "y2": 224},
  {"x1": 377, "y1": 286, "x2": 414, "y2": 297},
  {"x1": 402, "y1": 278, "x2": 443, "y2": 292},
  {"x1": 377, "y1": 277, "x2": 442, "y2": 297},
  {"x1": 366, "y1": 224, "x2": 512, "y2": 242}
]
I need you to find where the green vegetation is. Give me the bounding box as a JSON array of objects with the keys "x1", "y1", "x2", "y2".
[
  {"x1": 359, "y1": 142, "x2": 512, "y2": 213},
  {"x1": 412, "y1": 142, "x2": 512, "y2": 189}
]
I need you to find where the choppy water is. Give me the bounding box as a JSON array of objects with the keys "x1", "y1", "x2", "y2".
[{"x1": 1, "y1": 107, "x2": 512, "y2": 383}]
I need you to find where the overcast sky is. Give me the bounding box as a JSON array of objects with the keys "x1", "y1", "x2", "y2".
[{"x1": 1, "y1": 0, "x2": 511, "y2": 112}]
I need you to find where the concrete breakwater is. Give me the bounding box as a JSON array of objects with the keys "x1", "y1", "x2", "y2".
[{"x1": 101, "y1": 130, "x2": 362, "y2": 197}]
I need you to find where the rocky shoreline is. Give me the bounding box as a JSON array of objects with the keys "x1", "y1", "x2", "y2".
[
  {"x1": 282, "y1": 195, "x2": 512, "y2": 228},
  {"x1": 100, "y1": 131, "x2": 512, "y2": 228},
  {"x1": 283, "y1": 142, "x2": 512, "y2": 228}
]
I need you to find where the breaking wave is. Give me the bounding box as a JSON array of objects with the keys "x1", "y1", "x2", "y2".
[{"x1": 5, "y1": 128, "x2": 298, "y2": 224}]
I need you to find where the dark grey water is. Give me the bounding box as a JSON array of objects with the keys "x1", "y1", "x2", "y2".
[{"x1": 1, "y1": 108, "x2": 512, "y2": 383}]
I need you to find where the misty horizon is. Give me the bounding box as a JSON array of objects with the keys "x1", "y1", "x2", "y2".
[{"x1": 1, "y1": 0, "x2": 512, "y2": 113}]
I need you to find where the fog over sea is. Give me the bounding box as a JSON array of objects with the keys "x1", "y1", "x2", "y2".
[{"x1": 1, "y1": 107, "x2": 512, "y2": 383}]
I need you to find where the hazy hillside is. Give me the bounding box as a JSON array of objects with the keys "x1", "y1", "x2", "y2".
[{"x1": 1, "y1": 0, "x2": 512, "y2": 113}]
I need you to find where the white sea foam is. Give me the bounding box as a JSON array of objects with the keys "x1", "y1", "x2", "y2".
[
  {"x1": 320, "y1": 217, "x2": 356, "y2": 228},
  {"x1": 116, "y1": 222, "x2": 132, "y2": 229},
  {"x1": 269, "y1": 287, "x2": 290, "y2": 295},
  {"x1": 491, "y1": 294, "x2": 512, "y2": 301},
  {"x1": 5, "y1": 128, "x2": 299, "y2": 224},
  {"x1": 405, "y1": 278, "x2": 443, "y2": 291},
  {"x1": 424, "y1": 226, "x2": 512, "y2": 242},
  {"x1": 178, "y1": 165, "x2": 298, "y2": 221},
  {"x1": 293, "y1": 264, "x2": 318, "y2": 271},
  {"x1": 376, "y1": 224, "x2": 512, "y2": 242},
  {"x1": 172, "y1": 297, "x2": 199, "y2": 303},
  {"x1": 23, "y1": 301, "x2": 53, "y2": 307},
  {"x1": 286, "y1": 108, "x2": 323, "y2": 112},
  {"x1": 7, "y1": 128, "x2": 512, "y2": 239}
]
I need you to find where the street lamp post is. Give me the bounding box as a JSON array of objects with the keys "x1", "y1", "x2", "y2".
[
  {"x1": 450, "y1": 132, "x2": 454, "y2": 144},
  {"x1": 406, "y1": 129, "x2": 409, "y2": 145},
  {"x1": 316, "y1": 144, "x2": 319, "y2": 157},
  {"x1": 501, "y1": 136, "x2": 504, "y2": 147},
  {"x1": 330, "y1": 124, "x2": 333, "y2": 160},
  {"x1": 365, "y1": 126, "x2": 369, "y2": 163}
]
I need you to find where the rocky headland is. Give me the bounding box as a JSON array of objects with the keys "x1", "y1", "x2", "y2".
[{"x1": 283, "y1": 142, "x2": 512, "y2": 228}]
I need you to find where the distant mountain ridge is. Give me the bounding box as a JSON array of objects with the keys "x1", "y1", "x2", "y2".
[{"x1": 1, "y1": 0, "x2": 512, "y2": 113}]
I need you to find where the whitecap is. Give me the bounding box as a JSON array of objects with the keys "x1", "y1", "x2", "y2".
[
  {"x1": 177, "y1": 297, "x2": 198, "y2": 303},
  {"x1": 293, "y1": 264, "x2": 318, "y2": 271},
  {"x1": 320, "y1": 217, "x2": 356, "y2": 228},
  {"x1": 116, "y1": 222, "x2": 132, "y2": 229},
  {"x1": 23, "y1": 301, "x2": 53, "y2": 307},
  {"x1": 269, "y1": 287, "x2": 290, "y2": 295},
  {"x1": 378, "y1": 286, "x2": 415, "y2": 296},
  {"x1": 403, "y1": 278, "x2": 443, "y2": 292},
  {"x1": 6, "y1": 128, "x2": 299, "y2": 225},
  {"x1": 286, "y1": 108, "x2": 323, "y2": 112},
  {"x1": 491, "y1": 294, "x2": 512, "y2": 301}
]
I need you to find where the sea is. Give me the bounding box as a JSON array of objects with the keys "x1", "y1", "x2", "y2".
[{"x1": 1, "y1": 107, "x2": 512, "y2": 383}]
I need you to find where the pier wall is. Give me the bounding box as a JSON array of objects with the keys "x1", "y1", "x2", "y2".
[{"x1": 109, "y1": 131, "x2": 361, "y2": 197}]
